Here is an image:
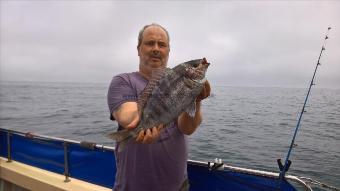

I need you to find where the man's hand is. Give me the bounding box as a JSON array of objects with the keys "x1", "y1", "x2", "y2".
[
  {"x1": 196, "y1": 80, "x2": 211, "y2": 102},
  {"x1": 136, "y1": 124, "x2": 164, "y2": 144}
]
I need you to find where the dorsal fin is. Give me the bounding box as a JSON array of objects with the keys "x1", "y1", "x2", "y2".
[{"x1": 137, "y1": 68, "x2": 167, "y2": 114}]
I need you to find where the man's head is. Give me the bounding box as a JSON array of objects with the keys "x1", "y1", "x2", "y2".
[{"x1": 137, "y1": 23, "x2": 170, "y2": 74}]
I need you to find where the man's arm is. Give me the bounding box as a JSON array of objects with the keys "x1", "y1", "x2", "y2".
[
  {"x1": 112, "y1": 102, "x2": 139, "y2": 130},
  {"x1": 112, "y1": 101, "x2": 161, "y2": 143}
]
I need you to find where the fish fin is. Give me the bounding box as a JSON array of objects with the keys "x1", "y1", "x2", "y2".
[
  {"x1": 137, "y1": 68, "x2": 167, "y2": 112},
  {"x1": 160, "y1": 123, "x2": 171, "y2": 131},
  {"x1": 117, "y1": 137, "x2": 132, "y2": 152},
  {"x1": 185, "y1": 102, "x2": 196, "y2": 118},
  {"x1": 107, "y1": 129, "x2": 139, "y2": 152},
  {"x1": 106, "y1": 129, "x2": 132, "y2": 142}
]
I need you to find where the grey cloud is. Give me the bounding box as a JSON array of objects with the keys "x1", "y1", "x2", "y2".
[{"x1": 1, "y1": 1, "x2": 339, "y2": 88}]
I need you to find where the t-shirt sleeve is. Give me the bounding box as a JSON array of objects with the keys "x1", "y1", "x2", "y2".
[{"x1": 107, "y1": 74, "x2": 137, "y2": 120}]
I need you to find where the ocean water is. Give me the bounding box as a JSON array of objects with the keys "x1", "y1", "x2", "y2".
[{"x1": 0, "y1": 81, "x2": 339, "y2": 189}]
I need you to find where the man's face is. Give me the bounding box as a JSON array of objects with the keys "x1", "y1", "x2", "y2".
[{"x1": 138, "y1": 26, "x2": 170, "y2": 69}]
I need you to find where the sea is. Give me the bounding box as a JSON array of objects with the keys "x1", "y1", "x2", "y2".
[{"x1": 0, "y1": 81, "x2": 339, "y2": 190}]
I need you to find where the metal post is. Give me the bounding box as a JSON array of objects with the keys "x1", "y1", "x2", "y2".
[
  {"x1": 63, "y1": 142, "x2": 71, "y2": 182},
  {"x1": 6, "y1": 132, "x2": 12, "y2": 162}
]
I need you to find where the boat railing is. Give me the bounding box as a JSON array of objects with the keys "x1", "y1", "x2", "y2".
[{"x1": 1, "y1": 128, "x2": 330, "y2": 191}]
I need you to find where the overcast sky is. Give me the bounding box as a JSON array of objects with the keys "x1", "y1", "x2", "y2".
[{"x1": 1, "y1": 1, "x2": 339, "y2": 88}]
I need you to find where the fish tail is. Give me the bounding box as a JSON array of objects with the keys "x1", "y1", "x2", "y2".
[{"x1": 106, "y1": 129, "x2": 133, "y2": 142}]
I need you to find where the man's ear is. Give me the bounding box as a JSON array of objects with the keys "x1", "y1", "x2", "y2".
[{"x1": 137, "y1": 46, "x2": 140, "y2": 56}]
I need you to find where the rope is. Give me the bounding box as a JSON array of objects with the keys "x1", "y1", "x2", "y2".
[{"x1": 299, "y1": 177, "x2": 340, "y2": 191}]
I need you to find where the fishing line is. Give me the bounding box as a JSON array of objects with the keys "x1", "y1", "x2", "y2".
[{"x1": 278, "y1": 27, "x2": 332, "y2": 185}]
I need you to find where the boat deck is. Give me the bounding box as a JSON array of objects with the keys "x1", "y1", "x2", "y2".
[{"x1": 0, "y1": 157, "x2": 110, "y2": 191}]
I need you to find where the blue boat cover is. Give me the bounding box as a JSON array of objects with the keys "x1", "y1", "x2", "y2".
[
  {"x1": 0, "y1": 130, "x2": 296, "y2": 190},
  {"x1": 0, "y1": 130, "x2": 116, "y2": 188}
]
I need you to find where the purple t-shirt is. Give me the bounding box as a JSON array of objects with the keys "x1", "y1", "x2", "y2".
[{"x1": 107, "y1": 72, "x2": 188, "y2": 191}]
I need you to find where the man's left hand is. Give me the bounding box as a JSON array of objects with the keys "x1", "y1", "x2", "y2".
[{"x1": 196, "y1": 80, "x2": 211, "y2": 102}]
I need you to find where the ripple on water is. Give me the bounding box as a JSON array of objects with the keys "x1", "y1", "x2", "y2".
[{"x1": 1, "y1": 83, "x2": 339, "y2": 188}]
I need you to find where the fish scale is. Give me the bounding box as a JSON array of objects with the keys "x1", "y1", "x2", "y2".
[{"x1": 107, "y1": 58, "x2": 210, "y2": 152}]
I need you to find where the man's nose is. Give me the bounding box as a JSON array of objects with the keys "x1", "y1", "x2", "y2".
[{"x1": 151, "y1": 43, "x2": 160, "y2": 52}]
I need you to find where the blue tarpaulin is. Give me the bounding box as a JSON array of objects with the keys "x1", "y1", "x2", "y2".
[
  {"x1": 188, "y1": 162, "x2": 296, "y2": 191},
  {"x1": 0, "y1": 129, "x2": 297, "y2": 190},
  {"x1": 0, "y1": 130, "x2": 116, "y2": 188}
]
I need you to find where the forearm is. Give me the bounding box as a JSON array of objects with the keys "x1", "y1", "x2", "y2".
[
  {"x1": 178, "y1": 101, "x2": 202, "y2": 135},
  {"x1": 112, "y1": 102, "x2": 139, "y2": 129}
]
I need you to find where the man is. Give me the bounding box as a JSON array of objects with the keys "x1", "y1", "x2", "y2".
[{"x1": 107, "y1": 23, "x2": 210, "y2": 191}]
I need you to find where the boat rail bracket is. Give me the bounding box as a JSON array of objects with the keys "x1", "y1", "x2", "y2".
[
  {"x1": 208, "y1": 158, "x2": 224, "y2": 171},
  {"x1": 25, "y1": 132, "x2": 35, "y2": 139},
  {"x1": 277, "y1": 158, "x2": 292, "y2": 172},
  {"x1": 80, "y1": 141, "x2": 97, "y2": 150},
  {"x1": 63, "y1": 142, "x2": 71, "y2": 183}
]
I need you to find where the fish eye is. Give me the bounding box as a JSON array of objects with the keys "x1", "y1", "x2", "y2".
[{"x1": 192, "y1": 63, "x2": 199, "y2": 68}]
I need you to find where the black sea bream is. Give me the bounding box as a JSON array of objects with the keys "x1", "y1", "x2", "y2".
[{"x1": 108, "y1": 58, "x2": 210, "y2": 151}]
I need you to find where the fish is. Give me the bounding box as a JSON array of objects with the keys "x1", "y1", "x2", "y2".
[{"x1": 107, "y1": 58, "x2": 210, "y2": 151}]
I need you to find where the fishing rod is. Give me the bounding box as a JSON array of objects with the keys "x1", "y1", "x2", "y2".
[{"x1": 278, "y1": 27, "x2": 332, "y2": 184}]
